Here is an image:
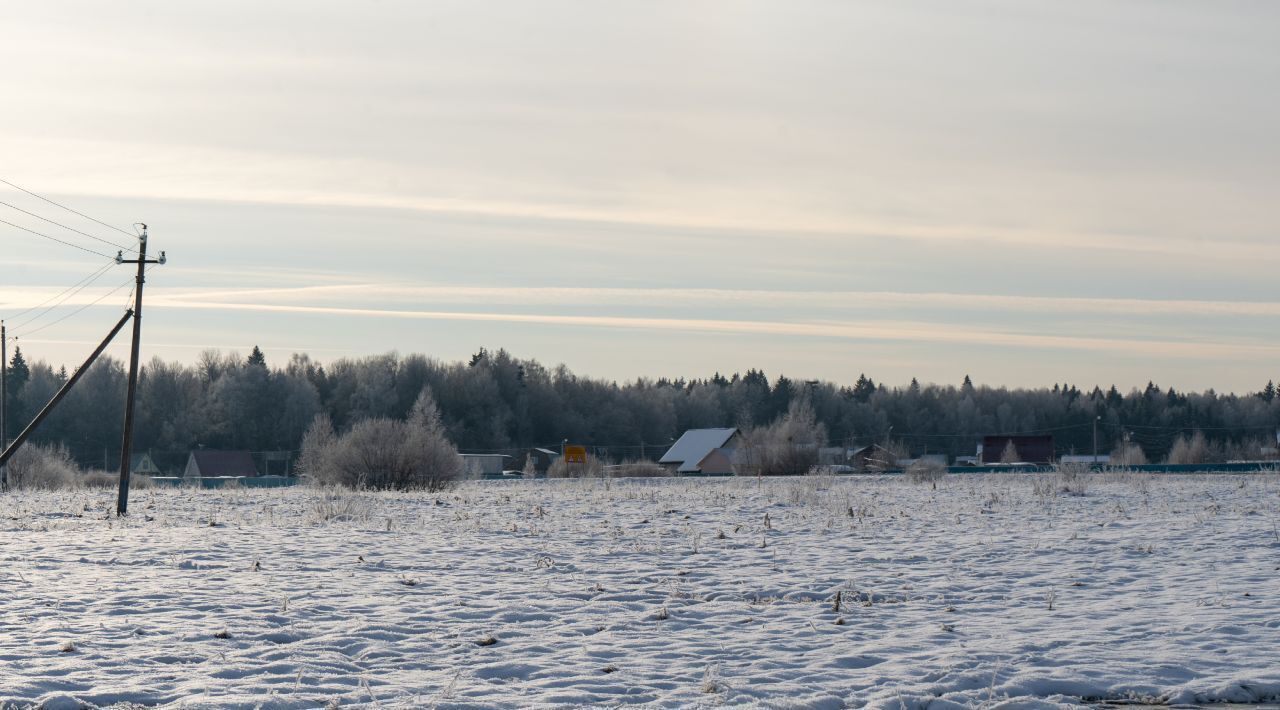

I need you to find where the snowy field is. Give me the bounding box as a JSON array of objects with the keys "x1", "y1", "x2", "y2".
[{"x1": 2, "y1": 473, "x2": 1279, "y2": 709}]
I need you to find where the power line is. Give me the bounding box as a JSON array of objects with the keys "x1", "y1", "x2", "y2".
[
  {"x1": 9, "y1": 277, "x2": 135, "y2": 340},
  {"x1": 887, "y1": 422, "x2": 1094, "y2": 440},
  {"x1": 0, "y1": 177, "x2": 137, "y2": 240},
  {"x1": 0, "y1": 216, "x2": 117, "y2": 260},
  {"x1": 0, "y1": 198, "x2": 135, "y2": 254},
  {"x1": 3, "y1": 262, "x2": 115, "y2": 326},
  {"x1": 1125, "y1": 423, "x2": 1279, "y2": 433},
  {"x1": 6, "y1": 264, "x2": 116, "y2": 334}
]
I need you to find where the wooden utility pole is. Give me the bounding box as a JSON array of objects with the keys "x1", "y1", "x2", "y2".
[
  {"x1": 1093, "y1": 415, "x2": 1100, "y2": 467},
  {"x1": 115, "y1": 226, "x2": 165, "y2": 516}
]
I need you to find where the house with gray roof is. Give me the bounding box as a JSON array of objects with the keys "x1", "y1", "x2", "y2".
[{"x1": 659, "y1": 428, "x2": 740, "y2": 475}]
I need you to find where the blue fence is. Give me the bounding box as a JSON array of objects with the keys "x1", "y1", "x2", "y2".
[
  {"x1": 149, "y1": 475, "x2": 300, "y2": 489},
  {"x1": 941, "y1": 462, "x2": 1278, "y2": 475}
]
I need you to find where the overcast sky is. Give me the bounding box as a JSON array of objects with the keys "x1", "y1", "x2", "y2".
[{"x1": 1, "y1": 0, "x2": 1277, "y2": 392}]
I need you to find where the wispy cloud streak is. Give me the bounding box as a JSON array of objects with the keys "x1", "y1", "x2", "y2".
[
  {"x1": 145, "y1": 298, "x2": 1280, "y2": 360},
  {"x1": 147, "y1": 283, "x2": 1280, "y2": 317}
]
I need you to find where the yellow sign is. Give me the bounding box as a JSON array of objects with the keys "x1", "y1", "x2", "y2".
[{"x1": 563, "y1": 446, "x2": 588, "y2": 464}]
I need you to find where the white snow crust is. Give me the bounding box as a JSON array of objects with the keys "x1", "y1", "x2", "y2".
[{"x1": 2, "y1": 472, "x2": 1279, "y2": 708}]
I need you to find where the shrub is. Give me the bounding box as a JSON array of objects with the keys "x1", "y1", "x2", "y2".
[
  {"x1": 298, "y1": 388, "x2": 463, "y2": 491},
  {"x1": 1110, "y1": 442, "x2": 1148, "y2": 467},
  {"x1": 904, "y1": 458, "x2": 947, "y2": 484},
  {"x1": 1053, "y1": 463, "x2": 1089, "y2": 496},
  {"x1": 547, "y1": 455, "x2": 604, "y2": 478},
  {"x1": 4, "y1": 443, "x2": 80, "y2": 490},
  {"x1": 737, "y1": 398, "x2": 827, "y2": 476},
  {"x1": 1166, "y1": 431, "x2": 1211, "y2": 465},
  {"x1": 605, "y1": 460, "x2": 671, "y2": 478}
]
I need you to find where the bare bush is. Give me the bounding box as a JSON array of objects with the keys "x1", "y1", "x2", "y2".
[
  {"x1": 1110, "y1": 442, "x2": 1148, "y2": 467},
  {"x1": 298, "y1": 388, "x2": 463, "y2": 491},
  {"x1": 1166, "y1": 431, "x2": 1210, "y2": 465},
  {"x1": 737, "y1": 398, "x2": 827, "y2": 476},
  {"x1": 1034, "y1": 464, "x2": 1090, "y2": 497},
  {"x1": 606, "y1": 460, "x2": 671, "y2": 478},
  {"x1": 904, "y1": 458, "x2": 947, "y2": 484},
  {"x1": 308, "y1": 489, "x2": 373, "y2": 523},
  {"x1": 4, "y1": 443, "x2": 81, "y2": 490},
  {"x1": 1220, "y1": 436, "x2": 1270, "y2": 462},
  {"x1": 80, "y1": 470, "x2": 152, "y2": 489},
  {"x1": 1054, "y1": 463, "x2": 1089, "y2": 496},
  {"x1": 547, "y1": 455, "x2": 604, "y2": 478}
]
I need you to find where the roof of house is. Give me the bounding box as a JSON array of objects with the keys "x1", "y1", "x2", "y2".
[
  {"x1": 531, "y1": 448, "x2": 558, "y2": 456},
  {"x1": 189, "y1": 450, "x2": 258, "y2": 477},
  {"x1": 660, "y1": 428, "x2": 738, "y2": 473},
  {"x1": 129, "y1": 453, "x2": 158, "y2": 471}
]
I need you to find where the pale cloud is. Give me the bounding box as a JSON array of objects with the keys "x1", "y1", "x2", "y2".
[
  {"x1": 141, "y1": 298, "x2": 1278, "y2": 362},
  {"x1": 6, "y1": 136, "x2": 1274, "y2": 266},
  {"x1": 150, "y1": 283, "x2": 1280, "y2": 318}
]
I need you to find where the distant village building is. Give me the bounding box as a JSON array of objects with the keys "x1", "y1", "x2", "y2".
[
  {"x1": 130, "y1": 452, "x2": 162, "y2": 477},
  {"x1": 849, "y1": 444, "x2": 897, "y2": 471},
  {"x1": 818, "y1": 447, "x2": 848, "y2": 466},
  {"x1": 520, "y1": 448, "x2": 559, "y2": 475},
  {"x1": 460, "y1": 453, "x2": 512, "y2": 477},
  {"x1": 184, "y1": 450, "x2": 259, "y2": 479},
  {"x1": 981, "y1": 435, "x2": 1055, "y2": 465},
  {"x1": 898, "y1": 453, "x2": 948, "y2": 469},
  {"x1": 659, "y1": 428, "x2": 740, "y2": 475}
]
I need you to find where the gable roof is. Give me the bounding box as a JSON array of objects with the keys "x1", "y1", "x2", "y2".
[
  {"x1": 188, "y1": 450, "x2": 258, "y2": 477},
  {"x1": 130, "y1": 453, "x2": 160, "y2": 473},
  {"x1": 660, "y1": 428, "x2": 738, "y2": 473}
]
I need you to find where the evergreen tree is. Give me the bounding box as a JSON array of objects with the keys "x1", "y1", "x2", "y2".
[
  {"x1": 246, "y1": 346, "x2": 267, "y2": 368},
  {"x1": 5, "y1": 346, "x2": 30, "y2": 439},
  {"x1": 852, "y1": 374, "x2": 876, "y2": 402},
  {"x1": 9, "y1": 346, "x2": 29, "y2": 389}
]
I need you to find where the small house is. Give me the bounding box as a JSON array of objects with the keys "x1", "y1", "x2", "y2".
[
  {"x1": 981, "y1": 435, "x2": 1055, "y2": 465},
  {"x1": 460, "y1": 453, "x2": 512, "y2": 478},
  {"x1": 818, "y1": 447, "x2": 848, "y2": 466},
  {"x1": 849, "y1": 444, "x2": 898, "y2": 471},
  {"x1": 130, "y1": 452, "x2": 162, "y2": 476},
  {"x1": 659, "y1": 428, "x2": 740, "y2": 475},
  {"x1": 184, "y1": 450, "x2": 259, "y2": 479}
]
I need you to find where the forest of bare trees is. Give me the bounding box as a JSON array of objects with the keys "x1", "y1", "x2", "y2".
[{"x1": 3, "y1": 345, "x2": 1278, "y2": 474}]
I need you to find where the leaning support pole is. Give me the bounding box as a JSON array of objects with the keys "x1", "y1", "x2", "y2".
[
  {"x1": 2, "y1": 320, "x2": 7, "y2": 489},
  {"x1": 0, "y1": 309, "x2": 134, "y2": 471}
]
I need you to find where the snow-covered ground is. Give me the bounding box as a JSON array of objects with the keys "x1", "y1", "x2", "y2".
[{"x1": 2, "y1": 472, "x2": 1279, "y2": 709}]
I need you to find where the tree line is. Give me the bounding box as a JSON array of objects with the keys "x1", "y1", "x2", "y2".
[{"x1": 3, "y1": 345, "x2": 1278, "y2": 474}]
